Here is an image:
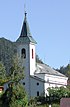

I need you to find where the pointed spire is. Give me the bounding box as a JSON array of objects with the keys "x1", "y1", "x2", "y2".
[
  {"x1": 17, "y1": 11, "x2": 37, "y2": 44},
  {"x1": 25, "y1": 11, "x2": 27, "y2": 18},
  {"x1": 20, "y1": 12, "x2": 31, "y2": 37}
]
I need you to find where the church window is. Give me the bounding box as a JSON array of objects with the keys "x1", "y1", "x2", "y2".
[
  {"x1": 23, "y1": 82, "x2": 25, "y2": 85},
  {"x1": 37, "y1": 82, "x2": 39, "y2": 85},
  {"x1": 37, "y1": 91, "x2": 39, "y2": 96},
  {"x1": 32, "y1": 49, "x2": 34, "y2": 59},
  {"x1": 21, "y1": 48, "x2": 26, "y2": 58}
]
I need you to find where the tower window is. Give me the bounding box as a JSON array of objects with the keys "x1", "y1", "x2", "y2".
[
  {"x1": 32, "y1": 49, "x2": 34, "y2": 59},
  {"x1": 21, "y1": 48, "x2": 26, "y2": 58},
  {"x1": 37, "y1": 91, "x2": 39, "y2": 96},
  {"x1": 37, "y1": 83, "x2": 39, "y2": 85}
]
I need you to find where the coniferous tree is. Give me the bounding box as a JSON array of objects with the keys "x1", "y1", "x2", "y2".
[
  {"x1": 0, "y1": 61, "x2": 7, "y2": 86},
  {"x1": 8, "y1": 55, "x2": 24, "y2": 83},
  {"x1": 1, "y1": 55, "x2": 28, "y2": 107}
]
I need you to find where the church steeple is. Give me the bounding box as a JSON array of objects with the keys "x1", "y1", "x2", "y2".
[
  {"x1": 20, "y1": 12, "x2": 31, "y2": 37},
  {"x1": 16, "y1": 10, "x2": 37, "y2": 98},
  {"x1": 16, "y1": 12, "x2": 36, "y2": 44}
]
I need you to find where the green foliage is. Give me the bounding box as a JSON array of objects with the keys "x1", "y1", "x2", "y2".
[
  {"x1": 47, "y1": 87, "x2": 70, "y2": 103},
  {"x1": 8, "y1": 55, "x2": 24, "y2": 82},
  {"x1": 67, "y1": 85, "x2": 70, "y2": 90},
  {"x1": 28, "y1": 97, "x2": 37, "y2": 107},
  {"x1": 0, "y1": 38, "x2": 17, "y2": 74},
  {"x1": 0, "y1": 61, "x2": 7, "y2": 85},
  {"x1": 1, "y1": 83, "x2": 28, "y2": 107},
  {"x1": 56, "y1": 64, "x2": 70, "y2": 80},
  {"x1": 66, "y1": 64, "x2": 70, "y2": 80},
  {"x1": 0, "y1": 55, "x2": 28, "y2": 107},
  {"x1": 28, "y1": 103, "x2": 59, "y2": 107},
  {"x1": 36, "y1": 55, "x2": 43, "y2": 64},
  {"x1": 52, "y1": 103, "x2": 59, "y2": 107}
]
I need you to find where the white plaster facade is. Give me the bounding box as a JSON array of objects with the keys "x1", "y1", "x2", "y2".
[
  {"x1": 34, "y1": 63, "x2": 68, "y2": 96},
  {"x1": 30, "y1": 76, "x2": 44, "y2": 97}
]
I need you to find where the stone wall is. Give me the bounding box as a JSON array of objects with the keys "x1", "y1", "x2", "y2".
[{"x1": 60, "y1": 98, "x2": 70, "y2": 107}]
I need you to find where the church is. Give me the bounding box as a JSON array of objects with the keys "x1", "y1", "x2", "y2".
[{"x1": 15, "y1": 12, "x2": 68, "y2": 98}]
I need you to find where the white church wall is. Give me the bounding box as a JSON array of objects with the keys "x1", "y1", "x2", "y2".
[
  {"x1": 44, "y1": 83, "x2": 50, "y2": 96},
  {"x1": 17, "y1": 43, "x2": 31, "y2": 98},
  {"x1": 29, "y1": 43, "x2": 36, "y2": 75},
  {"x1": 17, "y1": 43, "x2": 30, "y2": 77},
  {"x1": 30, "y1": 76, "x2": 44, "y2": 97},
  {"x1": 45, "y1": 74, "x2": 68, "y2": 86},
  {"x1": 34, "y1": 72, "x2": 68, "y2": 96},
  {"x1": 44, "y1": 74, "x2": 67, "y2": 95},
  {"x1": 43, "y1": 74, "x2": 68, "y2": 96}
]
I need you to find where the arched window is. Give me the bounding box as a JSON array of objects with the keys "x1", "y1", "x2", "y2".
[
  {"x1": 37, "y1": 91, "x2": 39, "y2": 96},
  {"x1": 21, "y1": 48, "x2": 26, "y2": 58},
  {"x1": 32, "y1": 49, "x2": 34, "y2": 59}
]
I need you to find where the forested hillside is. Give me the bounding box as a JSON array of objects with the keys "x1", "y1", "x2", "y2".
[
  {"x1": 0, "y1": 38, "x2": 17, "y2": 74},
  {"x1": 0, "y1": 38, "x2": 44, "y2": 73},
  {"x1": 0, "y1": 38, "x2": 70, "y2": 82},
  {"x1": 56, "y1": 64, "x2": 70, "y2": 81}
]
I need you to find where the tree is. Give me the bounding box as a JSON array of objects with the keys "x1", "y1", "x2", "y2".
[
  {"x1": 1, "y1": 55, "x2": 28, "y2": 107},
  {"x1": 66, "y1": 64, "x2": 70, "y2": 80},
  {"x1": 8, "y1": 55, "x2": 24, "y2": 83},
  {"x1": 56, "y1": 64, "x2": 70, "y2": 81},
  {"x1": 36, "y1": 54, "x2": 43, "y2": 64},
  {"x1": 0, "y1": 61, "x2": 7, "y2": 86},
  {"x1": 1, "y1": 83, "x2": 28, "y2": 107},
  {"x1": 47, "y1": 87, "x2": 70, "y2": 104}
]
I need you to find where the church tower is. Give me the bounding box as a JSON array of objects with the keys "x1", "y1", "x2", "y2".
[{"x1": 16, "y1": 12, "x2": 36, "y2": 97}]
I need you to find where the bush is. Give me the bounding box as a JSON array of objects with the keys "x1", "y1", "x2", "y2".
[{"x1": 52, "y1": 103, "x2": 60, "y2": 107}]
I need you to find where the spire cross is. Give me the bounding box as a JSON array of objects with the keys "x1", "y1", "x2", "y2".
[{"x1": 24, "y1": 0, "x2": 27, "y2": 17}]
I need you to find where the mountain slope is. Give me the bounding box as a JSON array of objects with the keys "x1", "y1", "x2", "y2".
[{"x1": 0, "y1": 38, "x2": 17, "y2": 73}]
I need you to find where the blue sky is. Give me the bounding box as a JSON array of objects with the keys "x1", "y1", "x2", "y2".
[{"x1": 0, "y1": 0, "x2": 70, "y2": 69}]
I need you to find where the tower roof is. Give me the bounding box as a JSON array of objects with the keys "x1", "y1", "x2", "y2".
[
  {"x1": 20, "y1": 12, "x2": 31, "y2": 37},
  {"x1": 16, "y1": 12, "x2": 36, "y2": 44}
]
